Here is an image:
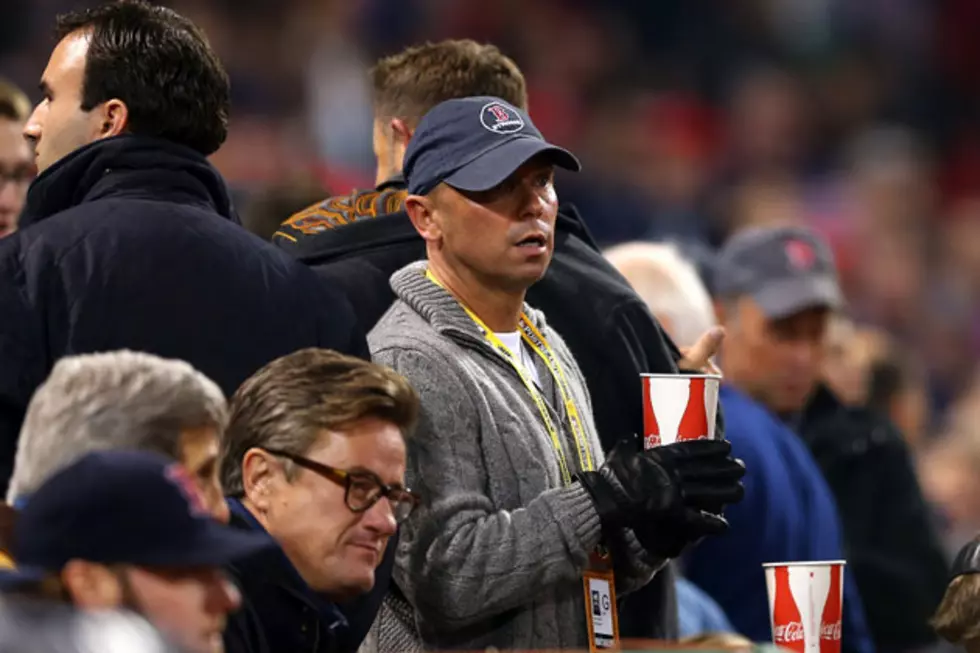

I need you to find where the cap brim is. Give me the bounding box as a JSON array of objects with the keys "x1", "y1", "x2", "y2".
[
  {"x1": 133, "y1": 522, "x2": 275, "y2": 568},
  {"x1": 753, "y1": 276, "x2": 843, "y2": 319},
  {"x1": 444, "y1": 136, "x2": 581, "y2": 193}
]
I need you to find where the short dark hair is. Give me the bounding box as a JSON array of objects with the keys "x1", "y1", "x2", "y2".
[
  {"x1": 371, "y1": 39, "x2": 527, "y2": 127},
  {"x1": 0, "y1": 78, "x2": 31, "y2": 122},
  {"x1": 55, "y1": 0, "x2": 230, "y2": 155},
  {"x1": 220, "y1": 349, "x2": 419, "y2": 495}
]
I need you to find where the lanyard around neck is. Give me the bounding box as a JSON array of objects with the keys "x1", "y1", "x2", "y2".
[{"x1": 425, "y1": 268, "x2": 595, "y2": 483}]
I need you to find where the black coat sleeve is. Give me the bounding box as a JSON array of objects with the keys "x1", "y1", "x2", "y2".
[
  {"x1": 0, "y1": 260, "x2": 47, "y2": 495},
  {"x1": 223, "y1": 602, "x2": 270, "y2": 653},
  {"x1": 309, "y1": 281, "x2": 371, "y2": 361},
  {"x1": 346, "y1": 323, "x2": 371, "y2": 362}
]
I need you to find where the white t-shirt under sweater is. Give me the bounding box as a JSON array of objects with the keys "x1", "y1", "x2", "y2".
[{"x1": 494, "y1": 331, "x2": 541, "y2": 387}]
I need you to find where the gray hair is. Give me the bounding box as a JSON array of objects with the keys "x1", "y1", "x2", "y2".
[
  {"x1": 605, "y1": 241, "x2": 717, "y2": 348},
  {"x1": 8, "y1": 350, "x2": 227, "y2": 503}
]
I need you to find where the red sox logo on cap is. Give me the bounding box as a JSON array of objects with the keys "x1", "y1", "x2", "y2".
[
  {"x1": 480, "y1": 100, "x2": 525, "y2": 134},
  {"x1": 785, "y1": 239, "x2": 816, "y2": 271}
]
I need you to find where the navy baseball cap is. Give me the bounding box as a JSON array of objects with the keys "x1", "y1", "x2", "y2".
[
  {"x1": 712, "y1": 226, "x2": 843, "y2": 319},
  {"x1": 403, "y1": 96, "x2": 581, "y2": 196},
  {"x1": 0, "y1": 450, "x2": 271, "y2": 588}
]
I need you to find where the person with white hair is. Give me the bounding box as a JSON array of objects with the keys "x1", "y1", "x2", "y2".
[
  {"x1": 7, "y1": 350, "x2": 229, "y2": 523},
  {"x1": 604, "y1": 241, "x2": 718, "y2": 349}
]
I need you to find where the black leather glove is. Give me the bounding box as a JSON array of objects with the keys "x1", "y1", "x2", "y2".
[{"x1": 578, "y1": 439, "x2": 745, "y2": 558}]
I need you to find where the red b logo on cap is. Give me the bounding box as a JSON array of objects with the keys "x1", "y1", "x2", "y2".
[
  {"x1": 488, "y1": 105, "x2": 510, "y2": 123},
  {"x1": 480, "y1": 101, "x2": 525, "y2": 134},
  {"x1": 785, "y1": 240, "x2": 816, "y2": 270}
]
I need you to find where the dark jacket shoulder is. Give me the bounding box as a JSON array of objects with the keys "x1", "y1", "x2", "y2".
[
  {"x1": 799, "y1": 385, "x2": 949, "y2": 651},
  {"x1": 0, "y1": 136, "x2": 367, "y2": 492},
  {"x1": 224, "y1": 500, "x2": 349, "y2": 653}
]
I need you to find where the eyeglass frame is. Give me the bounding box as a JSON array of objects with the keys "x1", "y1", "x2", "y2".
[{"x1": 260, "y1": 447, "x2": 419, "y2": 523}]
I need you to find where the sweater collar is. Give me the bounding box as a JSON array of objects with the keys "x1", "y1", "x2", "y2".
[{"x1": 388, "y1": 261, "x2": 548, "y2": 341}]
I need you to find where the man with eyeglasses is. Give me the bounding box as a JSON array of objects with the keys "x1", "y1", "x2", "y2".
[
  {"x1": 218, "y1": 348, "x2": 420, "y2": 653},
  {"x1": 0, "y1": 78, "x2": 32, "y2": 238}
]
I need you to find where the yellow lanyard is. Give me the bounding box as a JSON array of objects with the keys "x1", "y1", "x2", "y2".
[{"x1": 426, "y1": 269, "x2": 595, "y2": 484}]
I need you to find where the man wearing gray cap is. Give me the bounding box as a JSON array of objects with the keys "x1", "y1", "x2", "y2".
[
  {"x1": 712, "y1": 225, "x2": 948, "y2": 653},
  {"x1": 712, "y1": 226, "x2": 843, "y2": 415},
  {"x1": 368, "y1": 96, "x2": 745, "y2": 651}
]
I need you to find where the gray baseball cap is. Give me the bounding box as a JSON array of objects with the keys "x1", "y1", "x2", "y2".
[{"x1": 712, "y1": 226, "x2": 843, "y2": 319}]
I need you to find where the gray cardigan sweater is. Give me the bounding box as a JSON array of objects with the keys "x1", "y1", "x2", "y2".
[{"x1": 368, "y1": 262, "x2": 660, "y2": 651}]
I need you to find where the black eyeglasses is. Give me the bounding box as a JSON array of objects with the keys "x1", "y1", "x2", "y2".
[{"x1": 262, "y1": 448, "x2": 419, "y2": 524}]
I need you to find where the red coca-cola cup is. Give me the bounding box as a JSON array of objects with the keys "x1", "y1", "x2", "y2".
[
  {"x1": 641, "y1": 373, "x2": 721, "y2": 449},
  {"x1": 763, "y1": 561, "x2": 846, "y2": 653}
]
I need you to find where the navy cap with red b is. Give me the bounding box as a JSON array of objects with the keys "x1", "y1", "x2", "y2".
[
  {"x1": 712, "y1": 226, "x2": 843, "y2": 319},
  {"x1": 403, "y1": 96, "x2": 582, "y2": 196},
  {"x1": 1, "y1": 450, "x2": 271, "y2": 587}
]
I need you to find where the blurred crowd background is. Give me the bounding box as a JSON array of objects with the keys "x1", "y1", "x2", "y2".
[{"x1": 4, "y1": 0, "x2": 980, "y2": 554}]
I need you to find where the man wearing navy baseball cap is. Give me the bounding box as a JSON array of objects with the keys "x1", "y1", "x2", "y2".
[
  {"x1": 402, "y1": 96, "x2": 581, "y2": 196},
  {"x1": 0, "y1": 449, "x2": 272, "y2": 653},
  {"x1": 274, "y1": 44, "x2": 730, "y2": 642},
  {"x1": 367, "y1": 96, "x2": 744, "y2": 651}
]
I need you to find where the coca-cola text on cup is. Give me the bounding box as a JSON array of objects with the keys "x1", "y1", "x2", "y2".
[{"x1": 763, "y1": 561, "x2": 846, "y2": 653}]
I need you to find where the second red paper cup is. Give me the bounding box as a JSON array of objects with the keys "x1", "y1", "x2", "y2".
[{"x1": 763, "y1": 560, "x2": 846, "y2": 653}]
